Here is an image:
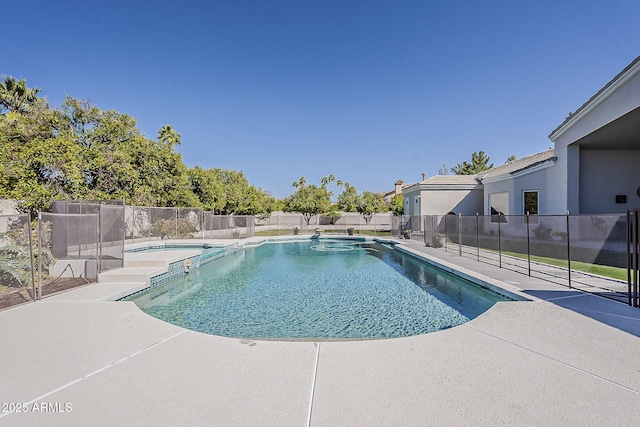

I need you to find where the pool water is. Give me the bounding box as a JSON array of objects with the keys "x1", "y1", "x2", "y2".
[{"x1": 129, "y1": 241, "x2": 511, "y2": 340}]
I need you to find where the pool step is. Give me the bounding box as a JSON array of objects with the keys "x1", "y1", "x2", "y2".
[
  {"x1": 98, "y1": 267, "x2": 167, "y2": 284},
  {"x1": 124, "y1": 249, "x2": 202, "y2": 268}
]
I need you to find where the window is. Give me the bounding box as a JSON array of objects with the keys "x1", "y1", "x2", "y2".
[
  {"x1": 523, "y1": 191, "x2": 539, "y2": 215},
  {"x1": 489, "y1": 192, "x2": 508, "y2": 223},
  {"x1": 523, "y1": 190, "x2": 539, "y2": 223}
]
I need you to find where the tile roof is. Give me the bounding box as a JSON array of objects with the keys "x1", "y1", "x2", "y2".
[
  {"x1": 420, "y1": 175, "x2": 482, "y2": 185},
  {"x1": 478, "y1": 149, "x2": 555, "y2": 180}
]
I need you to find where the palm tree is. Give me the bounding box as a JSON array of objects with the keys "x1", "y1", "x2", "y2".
[
  {"x1": 157, "y1": 125, "x2": 181, "y2": 147},
  {"x1": 292, "y1": 176, "x2": 306, "y2": 189},
  {"x1": 0, "y1": 76, "x2": 41, "y2": 113}
]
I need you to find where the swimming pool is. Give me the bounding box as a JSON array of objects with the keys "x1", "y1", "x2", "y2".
[{"x1": 127, "y1": 240, "x2": 512, "y2": 340}]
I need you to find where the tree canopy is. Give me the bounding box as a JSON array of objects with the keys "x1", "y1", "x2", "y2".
[
  {"x1": 390, "y1": 193, "x2": 404, "y2": 216},
  {"x1": 283, "y1": 177, "x2": 332, "y2": 224},
  {"x1": 0, "y1": 76, "x2": 276, "y2": 215},
  {"x1": 335, "y1": 182, "x2": 389, "y2": 221},
  {"x1": 336, "y1": 181, "x2": 360, "y2": 212},
  {"x1": 451, "y1": 151, "x2": 493, "y2": 175},
  {"x1": 357, "y1": 191, "x2": 388, "y2": 223}
]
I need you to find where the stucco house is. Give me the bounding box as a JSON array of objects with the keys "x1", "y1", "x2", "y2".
[
  {"x1": 403, "y1": 150, "x2": 556, "y2": 216},
  {"x1": 382, "y1": 180, "x2": 408, "y2": 208},
  {"x1": 404, "y1": 54, "x2": 640, "y2": 217},
  {"x1": 548, "y1": 54, "x2": 640, "y2": 214},
  {"x1": 402, "y1": 174, "x2": 483, "y2": 216}
]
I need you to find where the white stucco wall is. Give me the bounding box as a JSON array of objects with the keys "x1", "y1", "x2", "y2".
[
  {"x1": 551, "y1": 64, "x2": 640, "y2": 147},
  {"x1": 402, "y1": 186, "x2": 483, "y2": 216},
  {"x1": 420, "y1": 188, "x2": 483, "y2": 215},
  {"x1": 549, "y1": 59, "x2": 640, "y2": 215},
  {"x1": 483, "y1": 164, "x2": 558, "y2": 215},
  {"x1": 402, "y1": 188, "x2": 420, "y2": 216},
  {"x1": 579, "y1": 149, "x2": 640, "y2": 214}
]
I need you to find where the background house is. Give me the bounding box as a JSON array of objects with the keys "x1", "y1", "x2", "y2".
[
  {"x1": 402, "y1": 175, "x2": 483, "y2": 216},
  {"x1": 382, "y1": 180, "x2": 408, "y2": 208}
]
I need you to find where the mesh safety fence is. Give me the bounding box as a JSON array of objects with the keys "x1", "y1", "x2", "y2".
[
  {"x1": 0, "y1": 214, "x2": 35, "y2": 309},
  {"x1": 52, "y1": 200, "x2": 124, "y2": 272},
  {"x1": 398, "y1": 215, "x2": 424, "y2": 242},
  {"x1": 201, "y1": 214, "x2": 255, "y2": 238},
  {"x1": 39, "y1": 212, "x2": 98, "y2": 298},
  {"x1": 426, "y1": 213, "x2": 632, "y2": 302},
  {"x1": 178, "y1": 208, "x2": 203, "y2": 239},
  {"x1": 254, "y1": 213, "x2": 395, "y2": 237}
]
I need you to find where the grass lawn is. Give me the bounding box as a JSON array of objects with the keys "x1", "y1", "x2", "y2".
[
  {"x1": 254, "y1": 229, "x2": 295, "y2": 236},
  {"x1": 324, "y1": 229, "x2": 391, "y2": 237},
  {"x1": 501, "y1": 250, "x2": 627, "y2": 281}
]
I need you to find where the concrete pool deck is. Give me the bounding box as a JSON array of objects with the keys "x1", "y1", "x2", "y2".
[{"x1": 1, "y1": 240, "x2": 640, "y2": 425}]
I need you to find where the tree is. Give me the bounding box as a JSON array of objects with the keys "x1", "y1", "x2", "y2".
[
  {"x1": 283, "y1": 178, "x2": 331, "y2": 225},
  {"x1": 451, "y1": 151, "x2": 493, "y2": 175},
  {"x1": 506, "y1": 154, "x2": 517, "y2": 163},
  {"x1": 358, "y1": 191, "x2": 388, "y2": 224},
  {"x1": 0, "y1": 94, "x2": 85, "y2": 211},
  {"x1": 437, "y1": 164, "x2": 449, "y2": 175},
  {"x1": 390, "y1": 193, "x2": 404, "y2": 215},
  {"x1": 57, "y1": 97, "x2": 197, "y2": 207},
  {"x1": 235, "y1": 186, "x2": 277, "y2": 216},
  {"x1": 158, "y1": 125, "x2": 181, "y2": 147},
  {"x1": 0, "y1": 77, "x2": 41, "y2": 114},
  {"x1": 0, "y1": 80, "x2": 275, "y2": 214},
  {"x1": 187, "y1": 166, "x2": 225, "y2": 212},
  {"x1": 336, "y1": 182, "x2": 359, "y2": 212},
  {"x1": 326, "y1": 174, "x2": 336, "y2": 200},
  {"x1": 292, "y1": 176, "x2": 306, "y2": 189}
]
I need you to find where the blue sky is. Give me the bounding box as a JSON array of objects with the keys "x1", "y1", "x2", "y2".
[{"x1": 6, "y1": 1, "x2": 640, "y2": 198}]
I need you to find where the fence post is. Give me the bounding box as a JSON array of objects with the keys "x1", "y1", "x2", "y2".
[
  {"x1": 498, "y1": 215, "x2": 502, "y2": 269},
  {"x1": 627, "y1": 211, "x2": 631, "y2": 305},
  {"x1": 526, "y1": 213, "x2": 531, "y2": 276},
  {"x1": 37, "y1": 212, "x2": 42, "y2": 300},
  {"x1": 458, "y1": 213, "x2": 462, "y2": 256},
  {"x1": 444, "y1": 215, "x2": 447, "y2": 252},
  {"x1": 566, "y1": 212, "x2": 572, "y2": 289},
  {"x1": 28, "y1": 212, "x2": 36, "y2": 301},
  {"x1": 631, "y1": 209, "x2": 640, "y2": 307},
  {"x1": 476, "y1": 213, "x2": 479, "y2": 262},
  {"x1": 97, "y1": 211, "x2": 102, "y2": 275}
]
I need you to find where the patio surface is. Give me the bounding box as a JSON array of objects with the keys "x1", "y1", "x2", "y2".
[{"x1": 1, "y1": 239, "x2": 640, "y2": 426}]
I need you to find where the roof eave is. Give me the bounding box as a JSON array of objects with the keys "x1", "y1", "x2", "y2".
[
  {"x1": 481, "y1": 158, "x2": 556, "y2": 184},
  {"x1": 549, "y1": 55, "x2": 640, "y2": 142}
]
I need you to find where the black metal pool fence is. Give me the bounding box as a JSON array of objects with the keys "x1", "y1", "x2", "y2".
[
  {"x1": 402, "y1": 213, "x2": 639, "y2": 308},
  {"x1": 1, "y1": 203, "x2": 639, "y2": 309}
]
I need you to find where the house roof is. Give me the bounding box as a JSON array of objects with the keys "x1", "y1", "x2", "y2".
[
  {"x1": 478, "y1": 149, "x2": 555, "y2": 180},
  {"x1": 421, "y1": 175, "x2": 482, "y2": 185},
  {"x1": 382, "y1": 182, "x2": 411, "y2": 198},
  {"x1": 549, "y1": 55, "x2": 640, "y2": 140},
  {"x1": 402, "y1": 149, "x2": 556, "y2": 193}
]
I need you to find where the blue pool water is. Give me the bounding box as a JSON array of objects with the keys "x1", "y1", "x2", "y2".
[{"x1": 129, "y1": 240, "x2": 511, "y2": 340}]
